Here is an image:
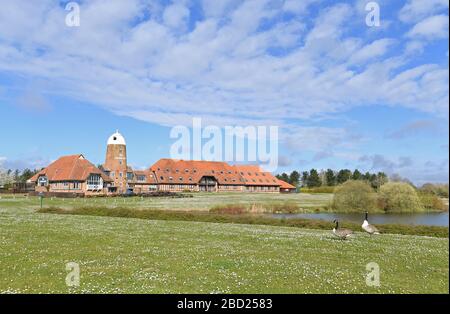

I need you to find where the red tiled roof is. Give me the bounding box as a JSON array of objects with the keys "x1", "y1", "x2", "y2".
[
  {"x1": 29, "y1": 154, "x2": 112, "y2": 182},
  {"x1": 232, "y1": 165, "x2": 280, "y2": 186},
  {"x1": 149, "y1": 159, "x2": 280, "y2": 186},
  {"x1": 277, "y1": 179, "x2": 296, "y2": 189},
  {"x1": 132, "y1": 170, "x2": 158, "y2": 184}
]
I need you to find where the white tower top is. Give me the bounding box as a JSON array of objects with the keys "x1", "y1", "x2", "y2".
[{"x1": 107, "y1": 130, "x2": 126, "y2": 145}]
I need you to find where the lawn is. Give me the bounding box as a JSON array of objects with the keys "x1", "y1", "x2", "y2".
[
  {"x1": 0, "y1": 204, "x2": 448, "y2": 293},
  {"x1": 0, "y1": 192, "x2": 332, "y2": 212}
]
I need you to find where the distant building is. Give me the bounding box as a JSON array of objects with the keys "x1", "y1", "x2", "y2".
[
  {"x1": 29, "y1": 154, "x2": 112, "y2": 196},
  {"x1": 29, "y1": 131, "x2": 292, "y2": 195},
  {"x1": 102, "y1": 131, "x2": 129, "y2": 194}
]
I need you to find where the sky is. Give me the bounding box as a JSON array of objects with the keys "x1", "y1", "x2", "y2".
[{"x1": 0, "y1": 0, "x2": 448, "y2": 185}]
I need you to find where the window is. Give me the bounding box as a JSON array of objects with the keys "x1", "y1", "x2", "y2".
[
  {"x1": 119, "y1": 160, "x2": 122, "y2": 165},
  {"x1": 160, "y1": 176, "x2": 164, "y2": 180},
  {"x1": 73, "y1": 182, "x2": 80, "y2": 189},
  {"x1": 119, "y1": 172, "x2": 123, "y2": 178},
  {"x1": 179, "y1": 177, "x2": 183, "y2": 181},
  {"x1": 38, "y1": 176, "x2": 48, "y2": 187},
  {"x1": 137, "y1": 175, "x2": 146, "y2": 182},
  {"x1": 87, "y1": 174, "x2": 102, "y2": 190},
  {"x1": 110, "y1": 171, "x2": 115, "y2": 178}
]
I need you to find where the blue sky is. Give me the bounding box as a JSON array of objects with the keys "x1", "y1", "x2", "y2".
[{"x1": 0, "y1": 0, "x2": 448, "y2": 185}]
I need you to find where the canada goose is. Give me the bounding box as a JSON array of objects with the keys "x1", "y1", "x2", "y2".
[
  {"x1": 332, "y1": 219, "x2": 353, "y2": 239},
  {"x1": 362, "y1": 212, "x2": 380, "y2": 235}
]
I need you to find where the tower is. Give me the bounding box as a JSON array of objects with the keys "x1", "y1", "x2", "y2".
[{"x1": 104, "y1": 131, "x2": 128, "y2": 193}]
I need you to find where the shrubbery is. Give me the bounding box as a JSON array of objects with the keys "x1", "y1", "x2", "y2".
[
  {"x1": 418, "y1": 192, "x2": 447, "y2": 211},
  {"x1": 332, "y1": 180, "x2": 378, "y2": 213},
  {"x1": 378, "y1": 182, "x2": 424, "y2": 213},
  {"x1": 419, "y1": 183, "x2": 449, "y2": 198},
  {"x1": 300, "y1": 186, "x2": 336, "y2": 194}
]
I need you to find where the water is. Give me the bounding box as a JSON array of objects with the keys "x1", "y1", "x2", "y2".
[{"x1": 271, "y1": 212, "x2": 449, "y2": 227}]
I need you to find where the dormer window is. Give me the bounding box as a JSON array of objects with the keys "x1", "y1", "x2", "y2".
[{"x1": 38, "y1": 176, "x2": 48, "y2": 187}]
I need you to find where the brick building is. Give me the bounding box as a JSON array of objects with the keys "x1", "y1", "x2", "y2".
[
  {"x1": 29, "y1": 154, "x2": 112, "y2": 196},
  {"x1": 29, "y1": 131, "x2": 295, "y2": 195}
]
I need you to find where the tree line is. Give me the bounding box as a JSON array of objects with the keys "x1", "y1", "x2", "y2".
[
  {"x1": 0, "y1": 168, "x2": 40, "y2": 187},
  {"x1": 276, "y1": 169, "x2": 389, "y2": 189}
]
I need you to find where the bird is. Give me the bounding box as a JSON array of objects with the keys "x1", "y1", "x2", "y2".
[
  {"x1": 362, "y1": 212, "x2": 380, "y2": 235},
  {"x1": 332, "y1": 219, "x2": 353, "y2": 240}
]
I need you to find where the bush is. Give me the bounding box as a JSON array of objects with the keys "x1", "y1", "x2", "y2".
[
  {"x1": 332, "y1": 180, "x2": 378, "y2": 213},
  {"x1": 379, "y1": 182, "x2": 424, "y2": 212},
  {"x1": 418, "y1": 192, "x2": 447, "y2": 211},
  {"x1": 420, "y1": 183, "x2": 449, "y2": 198},
  {"x1": 300, "y1": 186, "x2": 336, "y2": 193},
  {"x1": 209, "y1": 204, "x2": 248, "y2": 214}
]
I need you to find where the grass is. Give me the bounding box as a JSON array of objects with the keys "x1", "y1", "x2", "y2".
[
  {"x1": 0, "y1": 193, "x2": 332, "y2": 212},
  {"x1": 38, "y1": 206, "x2": 449, "y2": 238},
  {"x1": 0, "y1": 194, "x2": 448, "y2": 293},
  {"x1": 0, "y1": 207, "x2": 448, "y2": 293}
]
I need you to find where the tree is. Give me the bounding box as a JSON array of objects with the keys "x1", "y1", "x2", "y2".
[
  {"x1": 379, "y1": 182, "x2": 424, "y2": 212},
  {"x1": 0, "y1": 167, "x2": 14, "y2": 187},
  {"x1": 336, "y1": 169, "x2": 352, "y2": 184},
  {"x1": 325, "y1": 169, "x2": 336, "y2": 186},
  {"x1": 279, "y1": 172, "x2": 289, "y2": 183},
  {"x1": 352, "y1": 169, "x2": 362, "y2": 180},
  {"x1": 289, "y1": 171, "x2": 300, "y2": 187},
  {"x1": 372, "y1": 172, "x2": 388, "y2": 189},
  {"x1": 301, "y1": 171, "x2": 309, "y2": 187},
  {"x1": 332, "y1": 180, "x2": 378, "y2": 212},
  {"x1": 13, "y1": 169, "x2": 20, "y2": 182},
  {"x1": 20, "y1": 168, "x2": 36, "y2": 182},
  {"x1": 307, "y1": 169, "x2": 321, "y2": 187}
]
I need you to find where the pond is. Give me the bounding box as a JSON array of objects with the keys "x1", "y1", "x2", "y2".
[{"x1": 271, "y1": 212, "x2": 449, "y2": 227}]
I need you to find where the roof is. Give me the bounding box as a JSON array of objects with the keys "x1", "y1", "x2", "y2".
[
  {"x1": 131, "y1": 170, "x2": 158, "y2": 184},
  {"x1": 233, "y1": 165, "x2": 280, "y2": 186},
  {"x1": 107, "y1": 131, "x2": 126, "y2": 145},
  {"x1": 149, "y1": 159, "x2": 280, "y2": 186},
  {"x1": 277, "y1": 179, "x2": 296, "y2": 189},
  {"x1": 29, "y1": 154, "x2": 112, "y2": 183}
]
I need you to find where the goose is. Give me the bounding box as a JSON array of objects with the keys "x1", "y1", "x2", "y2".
[
  {"x1": 362, "y1": 212, "x2": 380, "y2": 235},
  {"x1": 332, "y1": 219, "x2": 353, "y2": 240}
]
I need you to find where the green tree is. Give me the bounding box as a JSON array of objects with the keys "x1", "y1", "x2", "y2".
[
  {"x1": 332, "y1": 180, "x2": 378, "y2": 212},
  {"x1": 301, "y1": 171, "x2": 309, "y2": 187},
  {"x1": 13, "y1": 169, "x2": 20, "y2": 182},
  {"x1": 352, "y1": 169, "x2": 362, "y2": 180},
  {"x1": 279, "y1": 172, "x2": 289, "y2": 183},
  {"x1": 325, "y1": 169, "x2": 336, "y2": 186},
  {"x1": 20, "y1": 168, "x2": 35, "y2": 182},
  {"x1": 289, "y1": 171, "x2": 300, "y2": 187},
  {"x1": 379, "y1": 182, "x2": 424, "y2": 212},
  {"x1": 307, "y1": 169, "x2": 321, "y2": 187},
  {"x1": 336, "y1": 169, "x2": 352, "y2": 184}
]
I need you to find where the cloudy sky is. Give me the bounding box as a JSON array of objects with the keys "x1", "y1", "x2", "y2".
[{"x1": 0, "y1": 0, "x2": 448, "y2": 184}]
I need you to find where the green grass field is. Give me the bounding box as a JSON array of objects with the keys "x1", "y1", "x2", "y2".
[
  {"x1": 0, "y1": 192, "x2": 332, "y2": 212},
  {"x1": 0, "y1": 194, "x2": 448, "y2": 293}
]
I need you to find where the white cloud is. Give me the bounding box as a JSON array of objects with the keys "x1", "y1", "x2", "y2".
[
  {"x1": 399, "y1": 0, "x2": 449, "y2": 23},
  {"x1": 163, "y1": 3, "x2": 190, "y2": 30},
  {"x1": 0, "y1": 0, "x2": 448, "y2": 157},
  {"x1": 349, "y1": 38, "x2": 396, "y2": 64},
  {"x1": 407, "y1": 14, "x2": 449, "y2": 39}
]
